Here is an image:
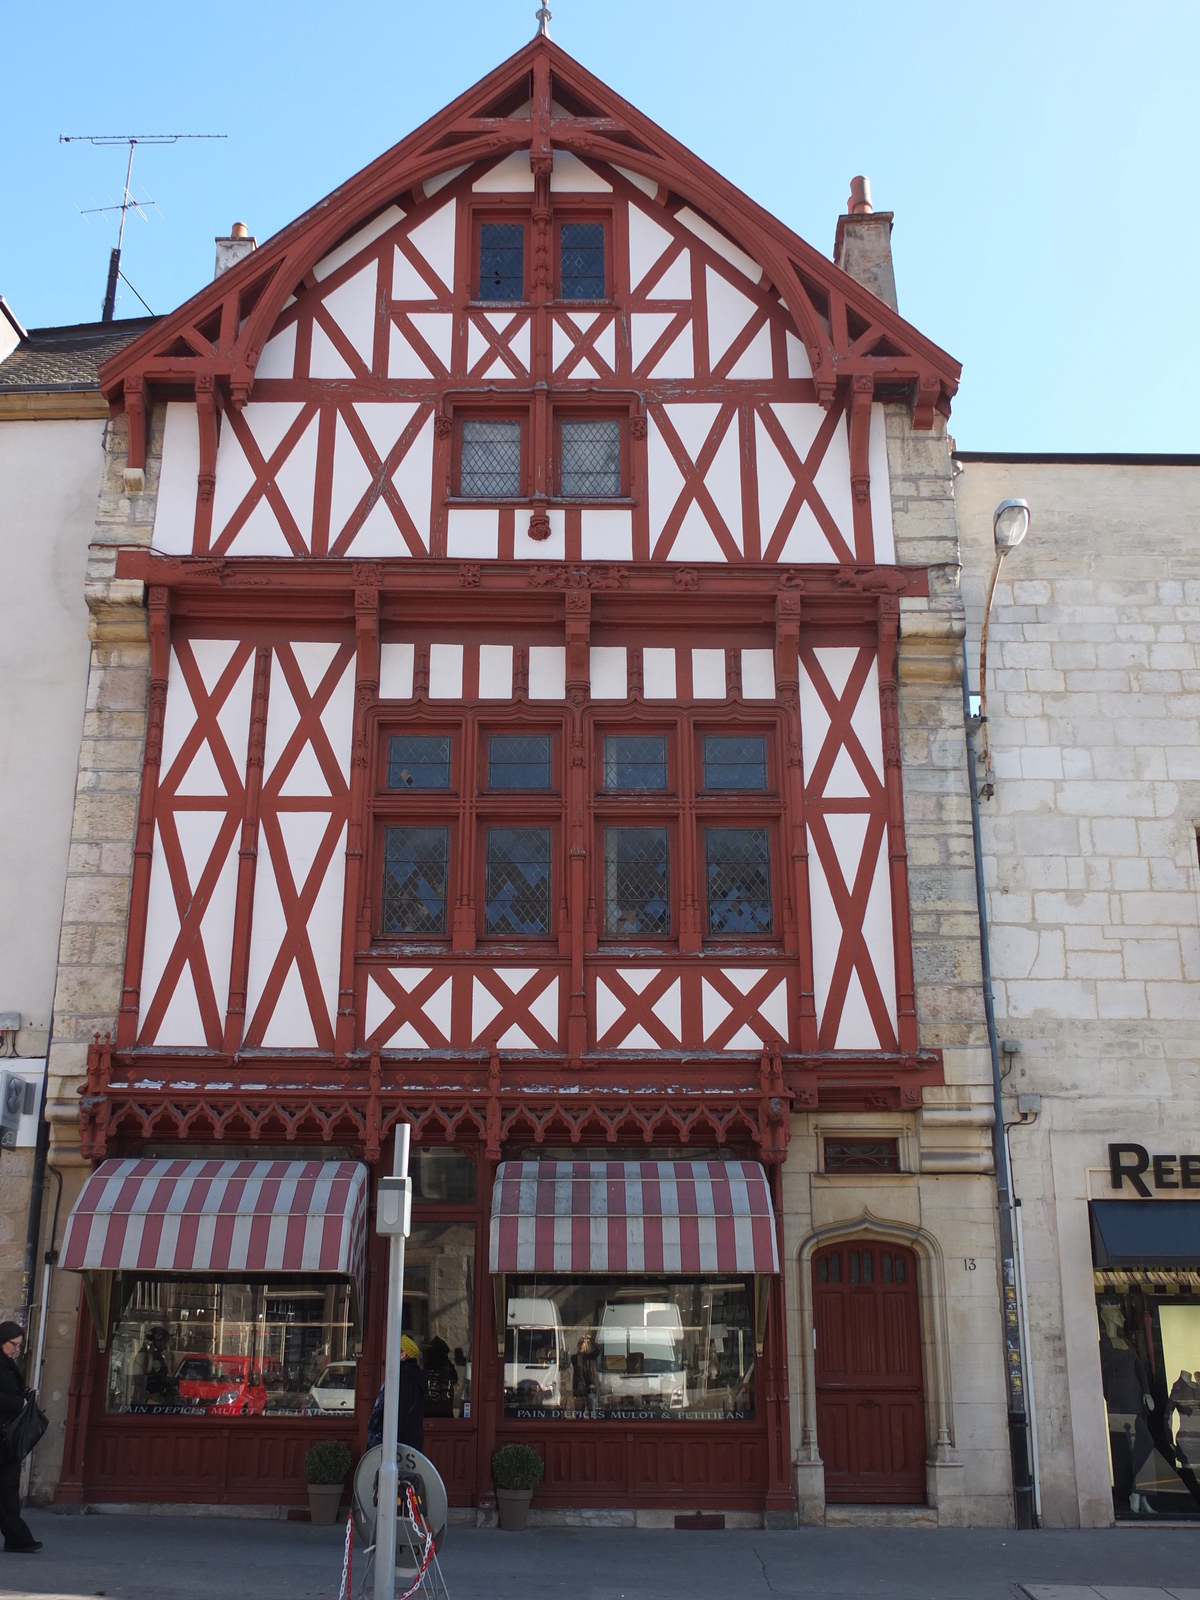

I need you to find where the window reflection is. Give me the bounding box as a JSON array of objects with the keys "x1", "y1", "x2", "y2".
[
  {"x1": 403, "y1": 1224, "x2": 475, "y2": 1419},
  {"x1": 502, "y1": 1277, "x2": 755, "y2": 1422}
]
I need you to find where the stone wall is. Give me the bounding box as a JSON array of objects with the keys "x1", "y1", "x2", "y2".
[{"x1": 955, "y1": 456, "x2": 1200, "y2": 1528}]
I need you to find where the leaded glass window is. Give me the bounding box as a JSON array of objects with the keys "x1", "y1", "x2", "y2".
[
  {"x1": 602, "y1": 734, "x2": 668, "y2": 791},
  {"x1": 460, "y1": 419, "x2": 522, "y2": 498},
  {"x1": 705, "y1": 826, "x2": 772, "y2": 935},
  {"x1": 388, "y1": 734, "x2": 451, "y2": 791},
  {"x1": 702, "y1": 734, "x2": 768, "y2": 790},
  {"x1": 381, "y1": 826, "x2": 449, "y2": 935},
  {"x1": 484, "y1": 827, "x2": 552, "y2": 935},
  {"x1": 560, "y1": 222, "x2": 605, "y2": 299},
  {"x1": 560, "y1": 419, "x2": 621, "y2": 498},
  {"x1": 604, "y1": 827, "x2": 670, "y2": 936},
  {"x1": 488, "y1": 733, "x2": 552, "y2": 790},
  {"x1": 479, "y1": 222, "x2": 524, "y2": 301}
]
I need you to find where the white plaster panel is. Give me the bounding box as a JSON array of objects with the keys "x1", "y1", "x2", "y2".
[
  {"x1": 260, "y1": 652, "x2": 300, "y2": 783},
  {"x1": 379, "y1": 643, "x2": 414, "y2": 700},
  {"x1": 615, "y1": 166, "x2": 658, "y2": 198},
  {"x1": 423, "y1": 166, "x2": 467, "y2": 198},
  {"x1": 703, "y1": 418, "x2": 744, "y2": 551},
  {"x1": 647, "y1": 417, "x2": 685, "y2": 544},
  {"x1": 651, "y1": 979, "x2": 681, "y2": 1039},
  {"x1": 152, "y1": 402, "x2": 201, "y2": 555},
  {"x1": 422, "y1": 977, "x2": 453, "y2": 1040},
  {"x1": 275, "y1": 810, "x2": 328, "y2": 901},
  {"x1": 627, "y1": 206, "x2": 674, "y2": 291},
  {"x1": 307, "y1": 819, "x2": 348, "y2": 1040},
  {"x1": 705, "y1": 267, "x2": 757, "y2": 367},
  {"x1": 785, "y1": 330, "x2": 812, "y2": 379},
  {"x1": 645, "y1": 250, "x2": 691, "y2": 301},
  {"x1": 407, "y1": 313, "x2": 453, "y2": 371},
  {"x1": 859, "y1": 825, "x2": 897, "y2": 1033},
  {"x1": 471, "y1": 979, "x2": 503, "y2": 1039},
  {"x1": 313, "y1": 205, "x2": 404, "y2": 283},
  {"x1": 728, "y1": 321, "x2": 773, "y2": 380},
  {"x1": 642, "y1": 647, "x2": 676, "y2": 699},
  {"x1": 174, "y1": 741, "x2": 224, "y2": 797},
  {"x1": 631, "y1": 312, "x2": 674, "y2": 370},
  {"x1": 670, "y1": 503, "x2": 724, "y2": 561},
  {"x1": 691, "y1": 649, "x2": 727, "y2": 699},
  {"x1": 272, "y1": 412, "x2": 320, "y2": 548},
  {"x1": 740, "y1": 649, "x2": 775, "y2": 699},
  {"x1": 208, "y1": 404, "x2": 273, "y2": 548},
  {"x1": 388, "y1": 324, "x2": 435, "y2": 379},
  {"x1": 392, "y1": 247, "x2": 437, "y2": 300},
  {"x1": 260, "y1": 961, "x2": 319, "y2": 1050},
  {"x1": 473, "y1": 152, "x2": 535, "y2": 192},
  {"x1": 811, "y1": 411, "x2": 854, "y2": 550},
  {"x1": 665, "y1": 401, "x2": 720, "y2": 464},
  {"x1": 675, "y1": 208, "x2": 762, "y2": 282},
  {"x1": 447, "y1": 509, "x2": 499, "y2": 558},
  {"x1": 429, "y1": 643, "x2": 464, "y2": 699},
  {"x1": 320, "y1": 262, "x2": 377, "y2": 368},
  {"x1": 528, "y1": 646, "x2": 566, "y2": 700},
  {"x1": 835, "y1": 967, "x2": 875, "y2": 1052},
  {"x1": 580, "y1": 508, "x2": 632, "y2": 560},
  {"x1": 243, "y1": 831, "x2": 290, "y2": 1040},
  {"x1": 138, "y1": 824, "x2": 179, "y2": 1031},
  {"x1": 589, "y1": 647, "x2": 627, "y2": 700},
  {"x1": 154, "y1": 966, "x2": 207, "y2": 1049},
  {"x1": 392, "y1": 412, "x2": 434, "y2": 549},
  {"x1": 852, "y1": 657, "x2": 885, "y2": 779},
  {"x1": 309, "y1": 321, "x2": 355, "y2": 380},
  {"x1": 157, "y1": 646, "x2": 199, "y2": 785},
  {"x1": 757, "y1": 980, "x2": 789, "y2": 1040},
  {"x1": 701, "y1": 980, "x2": 732, "y2": 1041},
  {"x1": 593, "y1": 979, "x2": 623, "y2": 1041},
  {"x1": 550, "y1": 150, "x2": 611, "y2": 191},
  {"x1": 515, "y1": 507, "x2": 565, "y2": 561},
  {"x1": 868, "y1": 402, "x2": 895, "y2": 563},
  {"x1": 478, "y1": 644, "x2": 514, "y2": 699},
  {"x1": 807, "y1": 833, "x2": 840, "y2": 1039},
  {"x1": 648, "y1": 323, "x2": 693, "y2": 379},
  {"x1": 365, "y1": 971, "x2": 395, "y2": 1040},
  {"x1": 406, "y1": 200, "x2": 457, "y2": 290},
  {"x1": 526, "y1": 976, "x2": 559, "y2": 1039},
  {"x1": 753, "y1": 410, "x2": 794, "y2": 551},
  {"x1": 319, "y1": 652, "x2": 356, "y2": 777},
  {"x1": 328, "y1": 411, "x2": 373, "y2": 544}
]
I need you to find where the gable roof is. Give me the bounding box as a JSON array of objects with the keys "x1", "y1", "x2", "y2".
[{"x1": 99, "y1": 35, "x2": 959, "y2": 434}]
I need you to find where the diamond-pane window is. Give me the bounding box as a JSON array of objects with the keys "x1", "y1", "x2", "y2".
[
  {"x1": 702, "y1": 734, "x2": 768, "y2": 790},
  {"x1": 560, "y1": 419, "x2": 621, "y2": 498},
  {"x1": 604, "y1": 827, "x2": 670, "y2": 936},
  {"x1": 485, "y1": 827, "x2": 552, "y2": 935},
  {"x1": 488, "y1": 733, "x2": 552, "y2": 790},
  {"x1": 479, "y1": 222, "x2": 524, "y2": 301},
  {"x1": 706, "y1": 827, "x2": 772, "y2": 935},
  {"x1": 560, "y1": 222, "x2": 605, "y2": 299},
  {"x1": 381, "y1": 826, "x2": 449, "y2": 935},
  {"x1": 602, "y1": 734, "x2": 667, "y2": 791},
  {"x1": 387, "y1": 735, "x2": 451, "y2": 790},
  {"x1": 460, "y1": 419, "x2": 522, "y2": 498}
]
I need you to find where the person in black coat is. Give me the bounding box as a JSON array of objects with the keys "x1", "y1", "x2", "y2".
[
  {"x1": 366, "y1": 1335, "x2": 428, "y2": 1451},
  {"x1": 0, "y1": 1321, "x2": 40, "y2": 1554}
]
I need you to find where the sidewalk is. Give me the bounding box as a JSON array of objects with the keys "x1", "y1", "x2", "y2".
[{"x1": 5, "y1": 1510, "x2": 1200, "y2": 1600}]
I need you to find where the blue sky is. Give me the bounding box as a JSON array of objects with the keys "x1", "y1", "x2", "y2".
[{"x1": 4, "y1": 1, "x2": 1195, "y2": 452}]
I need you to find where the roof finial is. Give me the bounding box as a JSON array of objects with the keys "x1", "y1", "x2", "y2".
[{"x1": 536, "y1": 4, "x2": 551, "y2": 36}]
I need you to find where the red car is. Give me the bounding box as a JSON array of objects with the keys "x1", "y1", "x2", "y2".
[{"x1": 174, "y1": 1354, "x2": 267, "y2": 1416}]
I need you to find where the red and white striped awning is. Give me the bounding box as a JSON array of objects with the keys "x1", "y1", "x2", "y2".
[
  {"x1": 489, "y1": 1160, "x2": 779, "y2": 1275},
  {"x1": 61, "y1": 1158, "x2": 370, "y2": 1297}
]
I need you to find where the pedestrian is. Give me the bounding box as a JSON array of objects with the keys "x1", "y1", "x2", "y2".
[
  {"x1": 366, "y1": 1335, "x2": 428, "y2": 1451},
  {"x1": 0, "y1": 1321, "x2": 41, "y2": 1555}
]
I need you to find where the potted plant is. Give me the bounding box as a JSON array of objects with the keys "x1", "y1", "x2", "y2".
[
  {"x1": 304, "y1": 1440, "x2": 352, "y2": 1525},
  {"x1": 492, "y1": 1443, "x2": 544, "y2": 1531}
]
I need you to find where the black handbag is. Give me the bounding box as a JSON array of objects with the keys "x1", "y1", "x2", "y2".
[{"x1": 2, "y1": 1397, "x2": 49, "y2": 1462}]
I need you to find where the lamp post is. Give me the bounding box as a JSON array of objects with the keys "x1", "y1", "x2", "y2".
[
  {"x1": 375, "y1": 1126, "x2": 412, "y2": 1600},
  {"x1": 978, "y1": 499, "x2": 1030, "y2": 797}
]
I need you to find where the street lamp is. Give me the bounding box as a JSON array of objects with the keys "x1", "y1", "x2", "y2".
[{"x1": 978, "y1": 498, "x2": 1030, "y2": 796}]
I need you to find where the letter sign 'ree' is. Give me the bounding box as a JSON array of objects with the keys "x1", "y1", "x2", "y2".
[{"x1": 1109, "y1": 1143, "x2": 1151, "y2": 1197}]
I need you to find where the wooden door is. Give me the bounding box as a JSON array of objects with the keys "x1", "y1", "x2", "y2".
[{"x1": 813, "y1": 1242, "x2": 926, "y2": 1503}]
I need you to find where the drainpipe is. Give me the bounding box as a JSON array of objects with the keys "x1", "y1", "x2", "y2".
[{"x1": 961, "y1": 669, "x2": 1036, "y2": 1529}]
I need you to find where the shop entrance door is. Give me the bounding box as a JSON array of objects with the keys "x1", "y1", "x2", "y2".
[{"x1": 813, "y1": 1242, "x2": 926, "y2": 1503}]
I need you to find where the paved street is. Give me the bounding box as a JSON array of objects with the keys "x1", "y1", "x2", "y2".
[{"x1": 4, "y1": 1513, "x2": 1200, "y2": 1600}]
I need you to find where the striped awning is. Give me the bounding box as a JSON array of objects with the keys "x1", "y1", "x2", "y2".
[
  {"x1": 61, "y1": 1158, "x2": 370, "y2": 1298},
  {"x1": 489, "y1": 1159, "x2": 779, "y2": 1275}
]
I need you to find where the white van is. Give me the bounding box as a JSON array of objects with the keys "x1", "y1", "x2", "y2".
[
  {"x1": 597, "y1": 1301, "x2": 688, "y2": 1412},
  {"x1": 504, "y1": 1297, "x2": 568, "y2": 1411}
]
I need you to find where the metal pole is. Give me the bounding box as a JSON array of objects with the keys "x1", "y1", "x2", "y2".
[{"x1": 375, "y1": 1124, "x2": 411, "y2": 1600}]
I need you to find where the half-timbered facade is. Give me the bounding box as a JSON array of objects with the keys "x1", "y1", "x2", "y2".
[{"x1": 35, "y1": 34, "x2": 1013, "y2": 1526}]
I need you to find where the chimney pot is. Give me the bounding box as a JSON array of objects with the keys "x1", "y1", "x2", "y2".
[
  {"x1": 230, "y1": 221, "x2": 249, "y2": 239},
  {"x1": 214, "y1": 224, "x2": 257, "y2": 279},
  {"x1": 848, "y1": 175, "x2": 873, "y2": 215}
]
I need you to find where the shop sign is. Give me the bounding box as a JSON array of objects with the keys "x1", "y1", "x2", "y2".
[{"x1": 1109, "y1": 1143, "x2": 1200, "y2": 1197}]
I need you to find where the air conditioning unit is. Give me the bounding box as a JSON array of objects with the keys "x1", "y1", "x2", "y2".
[{"x1": 0, "y1": 1072, "x2": 35, "y2": 1150}]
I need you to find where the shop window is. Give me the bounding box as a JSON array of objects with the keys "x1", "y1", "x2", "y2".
[
  {"x1": 1095, "y1": 1275, "x2": 1200, "y2": 1518},
  {"x1": 502, "y1": 1277, "x2": 755, "y2": 1421},
  {"x1": 602, "y1": 733, "x2": 668, "y2": 791},
  {"x1": 411, "y1": 1147, "x2": 477, "y2": 1204},
  {"x1": 388, "y1": 734, "x2": 452, "y2": 791},
  {"x1": 705, "y1": 826, "x2": 772, "y2": 935},
  {"x1": 604, "y1": 826, "x2": 670, "y2": 936},
  {"x1": 381, "y1": 825, "x2": 450, "y2": 935},
  {"x1": 702, "y1": 734, "x2": 767, "y2": 790},
  {"x1": 560, "y1": 418, "x2": 622, "y2": 498},
  {"x1": 484, "y1": 826, "x2": 552, "y2": 935},
  {"x1": 488, "y1": 732, "x2": 552, "y2": 790},
  {"x1": 403, "y1": 1224, "x2": 476, "y2": 1419},
  {"x1": 824, "y1": 1139, "x2": 901, "y2": 1175},
  {"x1": 105, "y1": 1276, "x2": 356, "y2": 1417},
  {"x1": 559, "y1": 221, "x2": 606, "y2": 299},
  {"x1": 459, "y1": 418, "x2": 523, "y2": 498},
  {"x1": 478, "y1": 221, "x2": 524, "y2": 301}
]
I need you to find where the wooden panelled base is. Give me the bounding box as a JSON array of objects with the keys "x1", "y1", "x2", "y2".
[{"x1": 494, "y1": 1423, "x2": 768, "y2": 1510}]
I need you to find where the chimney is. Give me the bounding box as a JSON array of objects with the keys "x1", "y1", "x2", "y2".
[
  {"x1": 214, "y1": 221, "x2": 256, "y2": 279},
  {"x1": 833, "y1": 176, "x2": 897, "y2": 311}
]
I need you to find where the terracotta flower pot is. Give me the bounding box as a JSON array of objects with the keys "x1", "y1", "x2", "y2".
[
  {"x1": 495, "y1": 1487, "x2": 533, "y2": 1531},
  {"x1": 307, "y1": 1481, "x2": 344, "y2": 1525}
]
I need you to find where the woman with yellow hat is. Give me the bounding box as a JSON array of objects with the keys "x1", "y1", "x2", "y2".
[{"x1": 366, "y1": 1334, "x2": 428, "y2": 1452}]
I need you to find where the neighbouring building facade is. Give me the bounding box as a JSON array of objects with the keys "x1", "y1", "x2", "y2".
[
  {"x1": 957, "y1": 452, "x2": 1200, "y2": 1527},
  {"x1": 23, "y1": 35, "x2": 1018, "y2": 1526}
]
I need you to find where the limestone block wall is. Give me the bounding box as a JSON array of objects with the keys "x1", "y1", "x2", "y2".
[{"x1": 955, "y1": 456, "x2": 1200, "y2": 1528}]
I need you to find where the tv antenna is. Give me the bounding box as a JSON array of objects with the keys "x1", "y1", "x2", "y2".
[{"x1": 60, "y1": 133, "x2": 227, "y2": 322}]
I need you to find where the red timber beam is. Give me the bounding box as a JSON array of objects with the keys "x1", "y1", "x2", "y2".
[
  {"x1": 336, "y1": 578, "x2": 380, "y2": 1056},
  {"x1": 875, "y1": 580, "x2": 920, "y2": 1055},
  {"x1": 223, "y1": 646, "x2": 272, "y2": 1053},
  {"x1": 775, "y1": 584, "x2": 818, "y2": 1055}
]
